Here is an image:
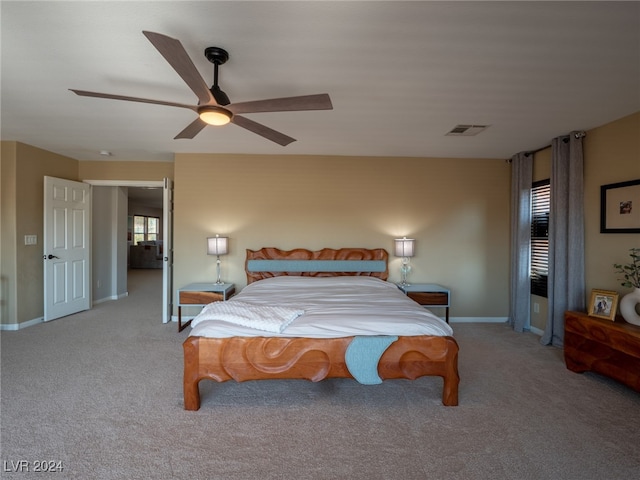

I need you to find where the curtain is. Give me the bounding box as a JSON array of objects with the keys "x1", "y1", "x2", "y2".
[
  {"x1": 541, "y1": 132, "x2": 585, "y2": 347},
  {"x1": 508, "y1": 152, "x2": 533, "y2": 332}
]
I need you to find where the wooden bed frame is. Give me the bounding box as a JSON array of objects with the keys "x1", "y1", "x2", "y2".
[{"x1": 183, "y1": 247, "x2": 459, "y2": 410}]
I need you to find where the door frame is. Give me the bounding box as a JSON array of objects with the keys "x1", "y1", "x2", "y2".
[{"x1": 83, "y1": 179, "x2": 172, "y2": 322}]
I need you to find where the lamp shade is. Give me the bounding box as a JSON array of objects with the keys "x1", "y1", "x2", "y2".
[
  {"x1": 207, "y1": 235, "x2": 229, "y2": 256},
  {"x1": 394, "y1": 237, "x2": 415, "y2": 257}
]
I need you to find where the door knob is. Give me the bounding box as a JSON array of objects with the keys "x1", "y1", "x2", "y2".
[{"x1": 45, "y1": 254, "x2": 60, "y2": 259}]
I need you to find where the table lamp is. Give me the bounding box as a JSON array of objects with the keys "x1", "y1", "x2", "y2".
[
  {"x1": 394, "y1": 237, "x2": 415, "y2": 286},
  {"x1": 207, "y1": 235, "x2": 229, "y2": 284}
]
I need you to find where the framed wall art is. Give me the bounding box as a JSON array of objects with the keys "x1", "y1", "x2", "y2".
[
  {"x1": 600, "y1": 179, "x2": 640, "y2": 233},
  {"x1": 588, "y1": 289, "x2": 619, "y2": 321}
]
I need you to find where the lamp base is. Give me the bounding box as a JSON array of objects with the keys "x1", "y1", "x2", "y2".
[
  {"x1": 400, "y1": 260, "x2": 412, "y2": 287},
  {"x1": 215, "y1": 257, "x2": 223, "y2": 284}
]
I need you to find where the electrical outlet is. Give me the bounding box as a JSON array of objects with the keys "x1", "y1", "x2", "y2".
[{"x1": 534, "y1": 302, "x2": 540, "y2": 313}]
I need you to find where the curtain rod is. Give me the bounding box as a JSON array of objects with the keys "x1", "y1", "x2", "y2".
[
  {"x1": 524, "y1": 137, "x2": 566, "y2": 157},
  {"x1": 506, "y1": 140, "x2": 559, "y2": 162},
  {"x1": 523, "y1": 131, "x2": 586, "y2": 158},
  {"x1": 506, "y1": 131, "x2": 586, "y2": 162},
  {"x1": 525, "y1": 143, "x2": 552, "y2": 157}
]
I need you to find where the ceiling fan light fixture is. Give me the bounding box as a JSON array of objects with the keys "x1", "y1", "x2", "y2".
[{"x1": 198, "y1": 106, "x2": 232, "y2": 126}]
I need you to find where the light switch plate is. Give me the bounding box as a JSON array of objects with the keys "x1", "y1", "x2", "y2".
[{"x1": 24, "y1": 235, "x2": 37, "y2": 245}]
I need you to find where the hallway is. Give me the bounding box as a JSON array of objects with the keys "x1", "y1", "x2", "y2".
[{"x1": 126, "y1": 268, "x2": 163, "y2": 301}]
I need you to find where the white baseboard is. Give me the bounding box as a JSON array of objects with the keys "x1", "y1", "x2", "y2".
[
  {"x1": 93, "y1": 295, "x2": 117, "y2": 305},
  {"x1": 93, "y1": 291, "x2": 128, "y2": 305},
  {"x1": 529, "y1": 326, "x2": 544, "y2": 336},
  {"x1": 450, "y1": 317, "x2": 508, "y2": 323},
  {"x1": 0, "y1": 316, "x2": 44, "y2": 331}
]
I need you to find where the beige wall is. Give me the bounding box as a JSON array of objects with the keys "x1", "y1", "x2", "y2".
[
  {"x1": 173, "y1": 154, "x2": 511, "y2": 319},
  {"x1": 1, "y1": 142, "x2": 18, "y2": 324},
  {"x1": 79, "y1": 160, "x2": 174, "y2": 182},
  {"x1": 2, "y1": 111, "x2": 637, "y2": 326},
  {"x1": 0, "y1": 142, "x2": 79, "y2": 325},
  {"x1": 584, "y1": 112, "x2": 640, "y2": 295}
]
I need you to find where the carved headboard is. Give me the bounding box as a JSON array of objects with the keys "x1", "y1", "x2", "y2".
[{"x1": 245, "y1": 247, "x2": 389, "y2": 284}]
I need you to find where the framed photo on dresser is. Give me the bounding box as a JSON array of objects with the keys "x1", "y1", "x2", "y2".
[{"x1": 588, "y1": 289, "x2": 619, "y2": 321}]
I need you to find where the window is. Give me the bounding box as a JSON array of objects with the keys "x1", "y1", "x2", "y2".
[
  {"x1": 531, "y1": 180, "x2": 550, "y2": 297},
  {"x1": 133, "y1": 215, "x2": 159, "y2": 245}
]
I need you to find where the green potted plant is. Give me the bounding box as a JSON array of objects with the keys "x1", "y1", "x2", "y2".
[
  {"x1": 614, "y1": 248, "x2": 640, "y2": 325},
  {"x1": 614, "y1": 247, "x2": 640, "y2": 288}
]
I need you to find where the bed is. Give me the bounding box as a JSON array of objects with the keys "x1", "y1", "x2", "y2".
[{"x1": 183, "y1": 247, "x2": 459, "y2": 409}]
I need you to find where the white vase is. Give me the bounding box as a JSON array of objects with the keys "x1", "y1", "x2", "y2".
[{"x1": 619, "y1": 287, "x2": 640, "y2": 326}]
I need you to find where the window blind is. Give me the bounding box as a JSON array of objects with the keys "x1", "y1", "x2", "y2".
[{"x1": 531, "y1": 180, "x2": 550, "y2": 297}]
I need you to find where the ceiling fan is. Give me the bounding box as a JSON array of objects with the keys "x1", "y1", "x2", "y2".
[{"x1": 70, "y1": 31, "x2": 333, "y2": 146}]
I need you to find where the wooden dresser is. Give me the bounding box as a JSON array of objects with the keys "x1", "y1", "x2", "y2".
[{"x1": 564, "y1": 310, "x2": 640, "y2": 392}]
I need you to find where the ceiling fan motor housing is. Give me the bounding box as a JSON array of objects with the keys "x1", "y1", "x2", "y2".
[
  {"x1": 204, "y1": 46, "x2": 229, "y2": 65},
  {"x1": 204, "y1": 47, "x2": 231, "y2": 105}
]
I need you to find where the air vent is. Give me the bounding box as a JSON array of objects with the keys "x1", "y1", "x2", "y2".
[{"x1": 445, "y1": 124, "x2": 489, "y2": 136}]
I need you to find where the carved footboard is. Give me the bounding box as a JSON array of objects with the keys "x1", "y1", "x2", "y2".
[{"x1": 183, "y1": 335, "x2": 459, "y2": 410}]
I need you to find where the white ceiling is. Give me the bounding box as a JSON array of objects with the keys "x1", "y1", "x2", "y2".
[{"x1": 2, "y1": 1, "x2": 639, "y2": 162}]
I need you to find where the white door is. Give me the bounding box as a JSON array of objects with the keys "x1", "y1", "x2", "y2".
[
  {"x1": 162, "y1": 178, "x2": 173, "y2": 323},
  {"x1": 43, "y1": 176, "x2": 91, "y2": 321}
]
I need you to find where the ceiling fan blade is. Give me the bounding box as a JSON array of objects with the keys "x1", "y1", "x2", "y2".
[
  {"x1": 174, "y1": 118, "x2": 207, "y2": 139},
  {"x1": 228, "y1": 94, "x2": 333, "y2": 114},
  {"x1": 70, "y1": 89, "x2": 197, "y2": 111},
  {"x1": 142, "y1": 31, "x2": 214, "y2": 105},
  {"x1": 232, "y1": 115, "x2": 296, "y2": 146}
]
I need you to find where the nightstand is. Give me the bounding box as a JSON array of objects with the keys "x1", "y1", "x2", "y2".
[
  {"x1": 177, "y1": 283, "x2": 235, "y2": 332},
  {"x1": 398, "y1": 283, "x2": 450, "y2": 323}
]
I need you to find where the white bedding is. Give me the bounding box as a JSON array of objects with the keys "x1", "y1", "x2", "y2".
[
  {"x1": 195, "y1": 301, "x2": 303, "y2": 333},
  {"x1": 190, "y1": 276, "x2": 453, "y2": 338}
]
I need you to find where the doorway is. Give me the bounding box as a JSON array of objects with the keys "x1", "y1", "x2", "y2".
[{"x1": 84, "y1": 179, "x2": 173, "y2": 323}]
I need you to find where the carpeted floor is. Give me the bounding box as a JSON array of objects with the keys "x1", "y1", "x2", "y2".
[{"x1": 1, "y1": 269, "x2": 640, "y2": 479}]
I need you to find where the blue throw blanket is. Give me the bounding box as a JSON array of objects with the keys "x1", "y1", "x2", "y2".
[{"x1": 345, "y1": 336, "x2": 399, "y2": 385}]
